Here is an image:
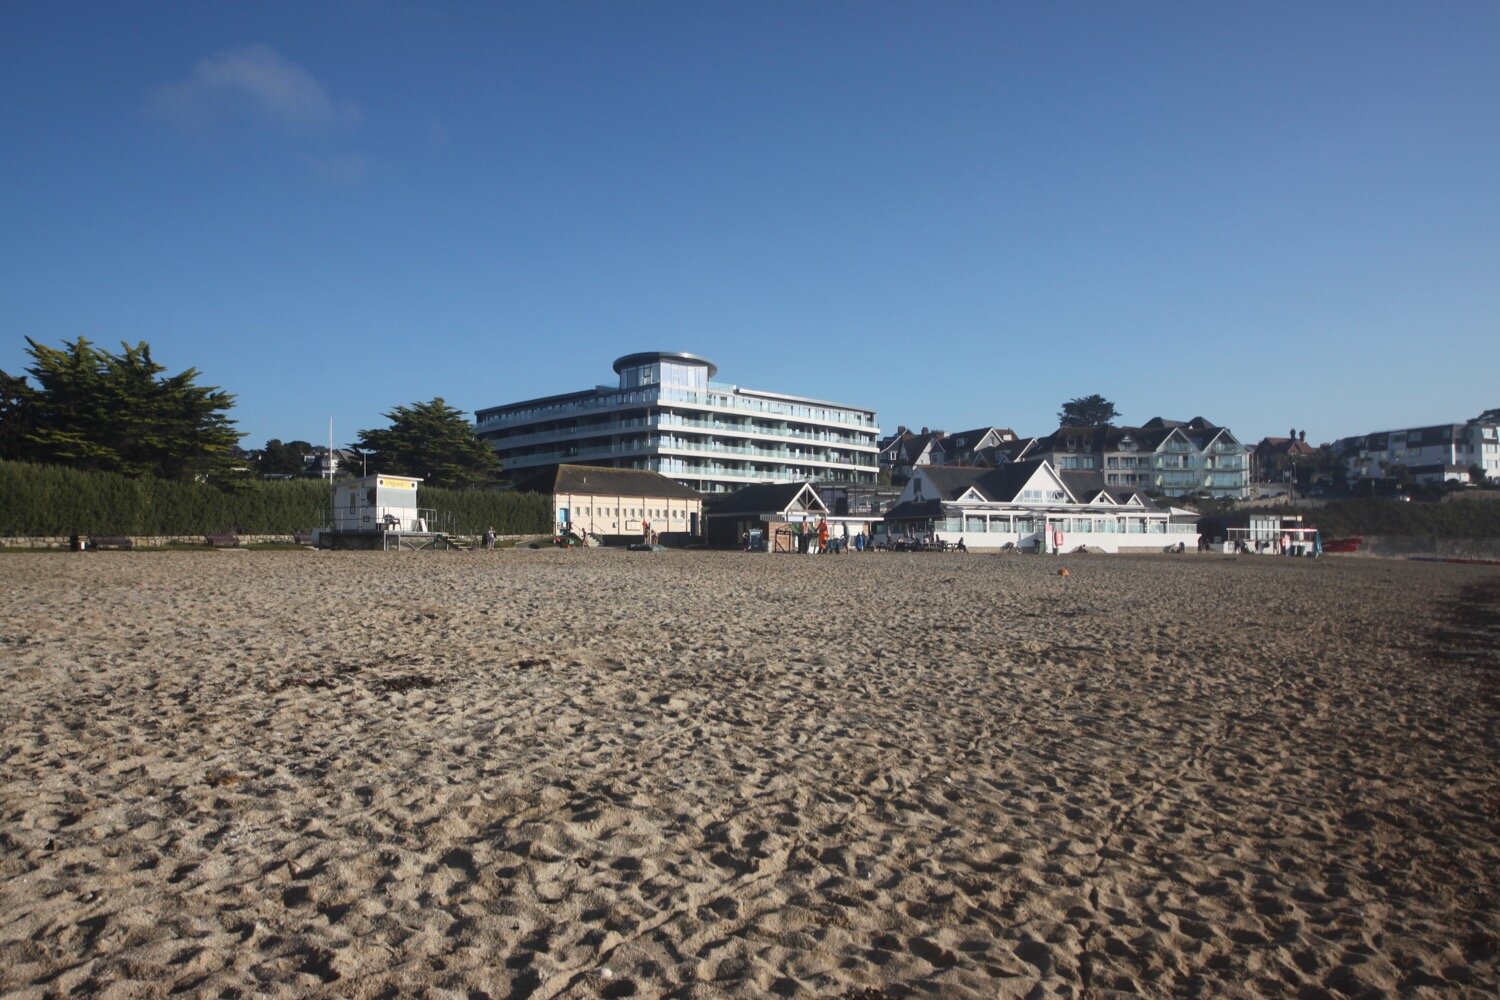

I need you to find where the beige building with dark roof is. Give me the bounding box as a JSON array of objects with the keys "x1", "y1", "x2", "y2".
[{"x1": 518, "y1": 464, "x2": 705, "y2": 543}]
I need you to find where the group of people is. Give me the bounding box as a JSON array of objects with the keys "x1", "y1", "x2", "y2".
[
  {"x1": 773, "y1": 517, "x2": 872, "y2": 554},
  {"x1": 796, "y1": 517, "x2": 841, "y2": 554}
]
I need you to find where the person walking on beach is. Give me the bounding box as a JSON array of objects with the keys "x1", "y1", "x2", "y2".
[
  {"x1": 817, "y1": 517, "x2": 829, "y2": 555},
  {"x1": 484, "y1": 526, "x2": 496, "y2": 551}
]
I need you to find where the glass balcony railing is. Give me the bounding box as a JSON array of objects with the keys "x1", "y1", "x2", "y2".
[
  {"x1": 485, "y1": 413, "x2": 877, "y2": 453},
  {"x1": 505, "y1": 440, "x2": 878, "y2": 472},
  {"x1": 477, "y1": 383, "x2": 879, "y2": 431}
]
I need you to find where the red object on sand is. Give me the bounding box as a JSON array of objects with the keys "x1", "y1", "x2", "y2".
[{"x1": 1323, "y1": 537, "x2": 1362, "y2": 553}]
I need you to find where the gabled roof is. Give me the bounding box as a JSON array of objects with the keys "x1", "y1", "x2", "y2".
[
  {"x1": 1058, "y1": 470, "x2": 1111, "y2": 504},
  {"x1": 978, "y1": 437, "x2": 1042, "y2": 466},
  {"x1": 876, "y1": 433, "x2": 907, "y2": 457},
  {"x1": 971, "y1": 460, "x2": 1058, "y2": 502},
  {"x1": 1142, "y1": 416, "x2": 1219, "y2": 432},
  {"x1": 909, "y1": 462, "x2": 1057, "y2": 504},
  {"x1": 1037, "y1": 424, "x2": 1157, "y2": 453},
  {"x1": 877, "y1": 429, "x2": 944, "y2": 467},
  {"x1": 706, "y1": 481, "x2": 827, "y2": 517},
  {"x1": 1056, "y1": 470, "x2": 1163, "y2": 508},
  {"x1": 906, "y1": 432, "x2": 945, "y2": 463},
  {"x1": 1040, "y1": 425, "x2": 1109, "y2": 451},
  {"x1": 521, "y1": 463, "x2": 704, "y2": 501},
  {"x1": 898, "y1": 460, "x2": 1174, "y2": 514},
  {"x1": 940, "y1": 426, "x2": 1017, "y2": 457},
  {"x1": 1255, "y1": 436, "x2": 1316, "y2": 456},
  {"x1": 1040, "y1": 421, "x2": 1243, "y2": 455},
  {"x1": 911, "y1": 465, "x2": 990, "y2": 501}
]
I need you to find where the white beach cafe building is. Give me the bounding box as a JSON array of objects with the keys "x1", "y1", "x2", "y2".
[{"x1": 883, "y1": 460, "x2": 1200, "y2": 553}]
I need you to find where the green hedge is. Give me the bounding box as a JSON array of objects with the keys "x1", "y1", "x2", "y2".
[
  {"x1": 0, "y1": 461, "x2": 330, "y2": 535},
  {"x1": 417, "y1": 485, "x2": 551, "y2": 536},
  {"x1": 0, "y1": 461, "x2": 552, "y2": 536}
]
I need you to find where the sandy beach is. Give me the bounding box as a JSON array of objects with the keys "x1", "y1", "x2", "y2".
[{"x1": 1, "y1": 549, "x2": 1495, "y2": 998}]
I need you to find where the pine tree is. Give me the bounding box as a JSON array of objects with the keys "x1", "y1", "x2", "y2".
[
  {"x1": 0, "y1": 370, "x2": 38, "y2": 462},
  {"x1": 6, "y1": 337, "x2": 241, "y2": 480},
  {"x1": 1057, "y1": 394, "x2": 1121, "y2": 428},
  {"x1": 353, "y1": 397, "x2": 499, "y2": 489}
]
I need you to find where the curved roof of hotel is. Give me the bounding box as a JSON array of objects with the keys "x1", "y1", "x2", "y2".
[{"x1": 612, "y1": 351, "x2": 717, "y2": 379}]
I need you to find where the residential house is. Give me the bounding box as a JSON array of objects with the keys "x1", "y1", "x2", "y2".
[
  {"x1": 936, "y1": 426, "x2": 1018, "y2": 465},
  {"x1": 877, "y1": 425, "x2": 1019, "y2": 480},
  {"x1": 876, "y1": 426, "x2": 946, "y2": 482},
  {"x1": 1029, "y1": 417, "x2": 1250, "y2": 499},
  {"x1": 974, "y1": 436, "x2": 1043, "y2": 468},
  {"x1": 1251, "y1": 430, "x2": 1318, "y2": 483}
]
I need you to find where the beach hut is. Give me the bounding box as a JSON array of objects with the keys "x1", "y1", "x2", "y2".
[{"x1": 317, "y1": 474, "x2": 460, "y2": 550}]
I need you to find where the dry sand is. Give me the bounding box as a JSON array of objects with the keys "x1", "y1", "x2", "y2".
[{"x1": 0, "y1": 549, "x2": 1496, "y2": 999}]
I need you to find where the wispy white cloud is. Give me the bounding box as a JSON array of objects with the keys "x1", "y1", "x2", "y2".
[{"x1": 149, "y1": 45, "x2": 360, "y2": 132}]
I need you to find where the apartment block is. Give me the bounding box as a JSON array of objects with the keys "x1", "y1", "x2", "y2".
[{"x1": 475, "y1": 352, "x2": 880, "y2": 495}]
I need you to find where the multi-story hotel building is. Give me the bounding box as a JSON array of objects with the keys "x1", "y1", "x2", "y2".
[{"x1": 474, "y1": 351, "x2": 880, "y2": 495}]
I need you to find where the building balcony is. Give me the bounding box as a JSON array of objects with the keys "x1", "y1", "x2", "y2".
[
  {"x1": 502, "y1": 440, "x2": 878, "y2": 475},
  {"x1": 477, "y1": 384, "x2": 879, "y2": 433},
  {"x1": 483, "y1": 410, "x2": 877, "y2": 453}
]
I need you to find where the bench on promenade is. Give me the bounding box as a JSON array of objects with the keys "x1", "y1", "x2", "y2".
[
  {"x1": 205, "y1": 533, "x2": 241, "y2": 548},
  {"x1": 89, "y1": 535, "x2": 134, "y2": 550}
]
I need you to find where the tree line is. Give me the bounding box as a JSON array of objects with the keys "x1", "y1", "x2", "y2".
[{"x1": 1, "y1": 337, "x2": 501, "y2": 489}]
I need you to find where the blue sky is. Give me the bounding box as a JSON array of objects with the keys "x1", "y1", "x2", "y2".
[{"x1": 3, "y1": 2, "x2": 1496, "y2": 451}]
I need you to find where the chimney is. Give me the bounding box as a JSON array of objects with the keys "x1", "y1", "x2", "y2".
[
  {"x1": 1289, "y1": 427, "x2": 1295, "y2": 440},
  {"x1": 920, "y1": 427, "x2": 929, "y2": 435},
  {"x1": 1299, "y1": 430, "x2": 1306, "y2": 443}
]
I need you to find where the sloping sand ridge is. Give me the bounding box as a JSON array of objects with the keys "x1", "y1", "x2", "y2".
[{"x1": 1, "y1": 550, "x2": 1496, "y2": 998}]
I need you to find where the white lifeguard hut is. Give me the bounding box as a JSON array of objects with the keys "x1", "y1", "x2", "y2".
[{"x1": 316, "y1": 474, "x2": 459, "y2": 550}]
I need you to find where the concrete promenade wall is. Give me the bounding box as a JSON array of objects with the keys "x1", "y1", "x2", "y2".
[{"x1": 1345, "y1": 536, "x2": 1500, "y2": 562}]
